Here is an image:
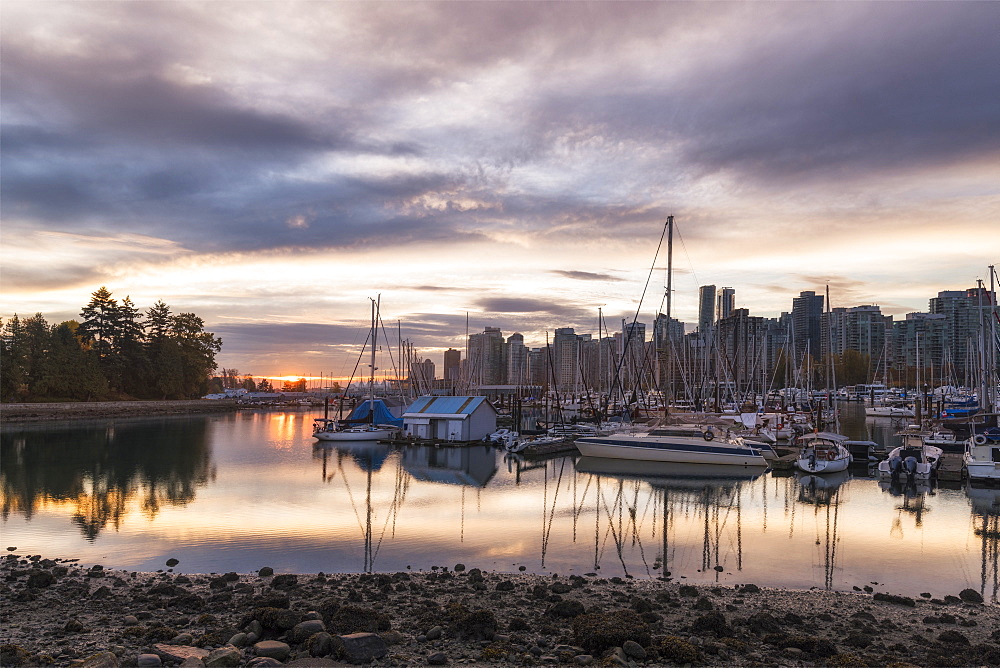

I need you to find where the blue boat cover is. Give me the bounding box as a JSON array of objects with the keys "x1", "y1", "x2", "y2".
[{"x1": 345, "y1": 399, "x2": 403, "y2": 428}]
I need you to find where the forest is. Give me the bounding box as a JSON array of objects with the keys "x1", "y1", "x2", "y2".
[{"x1": 2, "y1": 287, "x2": 222, "y2": 402}]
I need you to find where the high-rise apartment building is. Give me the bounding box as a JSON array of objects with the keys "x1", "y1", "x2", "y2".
[
  {"x1": 716, "y1": 287, "x2": 735, "y2": 322},
  {"x1": 506, "y1": 333, "x2": 528, "y2": 386},
  {"x1": 553, "y1": 327, "x2": 580, "y2": 392},
  {"x1": 791, "y1": 290, "x2": 824, "y2": 361},
  {"x1": 929, "y1": 287, "x2": 997, "y2": 381},
  {"x1": 467, "y1": 327, "x2": 506, "y2": 386},
  {"x1": 698, "y1": 285, "x2": 716, "y2": 332},
  {"x1": 443, "y1": 348, "x2": 461, "y2": 382}
]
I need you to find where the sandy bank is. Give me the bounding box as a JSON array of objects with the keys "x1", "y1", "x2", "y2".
[{"x1": 1, "y1": 553, "x2": 998, "y2": 667}]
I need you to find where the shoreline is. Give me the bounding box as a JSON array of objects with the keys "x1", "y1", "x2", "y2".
[
  {"x1": 0, "y1": 400, "x2": 246, "y2": 424},
  {"x1": 2, "y1": 554, "x2": 998, "y2": 667}
]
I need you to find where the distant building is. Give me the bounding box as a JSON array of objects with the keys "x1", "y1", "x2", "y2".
[
  {"x1": 506, "y1": 332, "x2": 528, "y2": 386},
  {"x1": 443, "y1": 348, "x2": 461, "y2": 382},
  {"x1": 929, "y1": 287, "x2": 997, "y2": 381},
  {"x1": 698, "y1": 285, "x2": 716, "y2": 332},
  {"x1": 791, "y1": 290, "x2": 824, "y2": 361},
  {"x1": 467, "y1": 327, "x2": 506, "y2": 386},
  {"x1": 553, "y1": 327, "x2": 580, "y2": 392},
  {"x1": 716, "y1": 287, "x2": 735, "y2": 322}
]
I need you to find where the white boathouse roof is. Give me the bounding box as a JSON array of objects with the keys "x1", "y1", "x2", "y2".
[{"x1": 403, "y1": 395, "x2": 496, "y2": 418}]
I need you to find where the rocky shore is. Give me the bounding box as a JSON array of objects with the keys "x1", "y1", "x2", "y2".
[
  {"x1": 0, "y1": 401, "x2": 241, "y2": 424},
  {"x1": 2, "y1": 553, "x2": 998, "y2": 667}
]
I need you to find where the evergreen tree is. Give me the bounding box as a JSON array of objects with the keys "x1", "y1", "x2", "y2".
[
  {"x1": 1, "y1": 316, "x2": 27, "y2": 401},
  {"x1": 170, "y1": 313, "x2": 222, "y2": 398},
  {"x1": 22, "y1": 313, "x2": 51, "y2": 396},
  {"x1": 116, "y1": 296, "x2": 148, "y2": 397},
  {"x1": 35, "y1": 322, "x2": 109, "y2": 400}
]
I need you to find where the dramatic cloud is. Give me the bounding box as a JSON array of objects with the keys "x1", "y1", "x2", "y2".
[{"x1": 1, "y1": 1, "x2": 997, "y2": 375}]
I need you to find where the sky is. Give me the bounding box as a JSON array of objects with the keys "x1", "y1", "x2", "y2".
[{"x1": 2, "y1": 1, "x2": 998, "y2": 381}]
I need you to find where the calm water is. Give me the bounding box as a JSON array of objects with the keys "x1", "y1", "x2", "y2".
[{"x1": 2, "y1": 404, "x2": 998, "y2": 602}]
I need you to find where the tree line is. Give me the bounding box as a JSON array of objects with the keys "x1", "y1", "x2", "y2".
[{"x1": 2, "y1": 287, "x2": 222, "y2": 402}]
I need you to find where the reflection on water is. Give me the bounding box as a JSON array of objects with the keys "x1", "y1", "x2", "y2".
[
  {"x1": 0, "y1": 407, "x2": 996, "y2": 598},
  {"x1": 1, "y1": 419, "x2": 213, "y2": 540},
  {"x1": 966, "y1": 483, "x2": 1000, "y2": 603}
]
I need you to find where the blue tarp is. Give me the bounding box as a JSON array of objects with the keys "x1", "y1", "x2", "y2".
[{"x1": 345, "y1": 399, "x2": 403, "y2": 428}]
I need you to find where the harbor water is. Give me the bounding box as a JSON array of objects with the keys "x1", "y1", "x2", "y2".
[{"x1": 2, "y1": 403, "x2": 997, "y2": 602}]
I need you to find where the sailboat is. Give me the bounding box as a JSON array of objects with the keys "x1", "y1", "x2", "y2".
[{"x1": 314, "y1": 296, "x2": 402, "y2": 441}]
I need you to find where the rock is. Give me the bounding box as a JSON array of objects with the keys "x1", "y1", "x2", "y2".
[
  {"x1": 454, "y1": 563, "x2": 466, "y2": 572},
  {"x1": 136, "y1": 654, "x2": 162, "y2": 667},
  {"x1": 228, "y1": 632, "x2": 248, "y2": 647},
  {"x1": 247, "y1": 659, "x2": 282, "y2": 667},
  {"x1": 938, "y1": 629, "x2": 970, "y2": 644},
  {"x1": 258, "y1": 567, "x2": 274, "y2": 577},
  {"x1": 572, "y1": 611, "x2": 651, "y2": 654},
  {"x1": 290, "y1": 619, "x2": 327, "y2": 644},
  {"x1": 152, "y1": 644, "x2": 210, "y2": 664},
  {"x1": 959, "y1": 588, "x2": 984, "y2": 604},
  {"x1": 425, "y1": 626, "x2": 443, "y2": 640},
  {"x1": 79, "y1": 652, "x2": 121, "y2": 668},
  {"x1": 253, "y1": 640, "x2": 290, "y2": 661},
  {"x1": 286, "y1": 659, "x2": 339, "y2": 666},
  {"x1": 495, "y1": 580, "x2": 515, "y2": 592},
  {"x1": 26, "y1": 570, "x2": 55, "y2": 588},
  {"x1": 427, "y1": 651, "x2": 448, "y2": 665},
  {"x1": 339, "y1": 632, "x2": 388, "y2": 663},
  {"x1": 622, "y1": 640, "x2": 646, "y2": 659},
  {"x1": 204, "y1": 645, "x2": 242, "y2": 667},
  {"x1": 547, "y1": 600, "x2": 586, "y2": 618},
  {"x1": 306, "y1": 631, "x2": 336, "y2": 657},
  {"x1": 64, "y1": 618, "x2": 86, "y2": 632},
  {"x1": 271, "y1": 574, "x2": 298, "y2": 589},
  {"x1": 574, "y1": 656, "x2": 595, "y2": 666},
  {"x1": 166, "y1": 559, "x2": 179, "y2": 567},
  {"x1": 124, "y1": 615, "x2": 139, "y2": 626},
  {"x1": 172, "y1": 632, "x2": 195, "y2": 645},
  {"x1": 179, "y1": 659, "x2": 205, "y2": 668}
]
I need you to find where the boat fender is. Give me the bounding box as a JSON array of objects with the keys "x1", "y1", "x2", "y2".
[
  {"x1": 703, "y1": 430, "x2": 715, "y2": 441},
  {"x1": 777, "y1": 423, "x2": 784, "y2": 430},
  {"x1": 974, "y1": 434, "x2": 988, "y2": 446}
]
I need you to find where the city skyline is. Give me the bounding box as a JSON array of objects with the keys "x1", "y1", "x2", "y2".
[{"x1": 2, "y1": 2, "x2": 998, "y2": 379}]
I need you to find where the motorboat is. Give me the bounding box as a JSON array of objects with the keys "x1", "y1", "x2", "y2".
[
  {"x1": 963, "y1": 432, "x2": 1000, "y2": 482},
  {"x1": 574, "y1": 425, "x2": 767, "y2": 466},
  {"x1": 866, "y1": 404, "x2": 915, "y2": 418},
  {"x1": 794, "y1": 432, "x2": 853, "y2": 474},
  {"x1": 877, "y1": 434, "x2": 943, "y2": 482}
]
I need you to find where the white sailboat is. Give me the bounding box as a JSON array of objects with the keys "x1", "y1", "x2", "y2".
[
  {"x1": 314, "y1": 297, "x2": 400, "y2": 442},
  {"x1": 794, "y1": 432, "x2": 853, "y2": 474}
]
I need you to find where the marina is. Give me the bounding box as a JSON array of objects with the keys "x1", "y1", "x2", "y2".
[{"x1": 2, "y1": 402, "x2": 1000, "y2": 602}]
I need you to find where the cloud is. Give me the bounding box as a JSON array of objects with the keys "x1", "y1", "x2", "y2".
[{"x1": 551, "y1": 270, "x2": 624, "y2": 282}]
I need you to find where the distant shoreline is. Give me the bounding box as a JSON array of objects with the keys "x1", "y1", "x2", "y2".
[{"x1": 0, "y1": 400, "x2": 243, "y2": 423}]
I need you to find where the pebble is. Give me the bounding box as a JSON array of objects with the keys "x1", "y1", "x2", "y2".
[
  {"x1": 137, "y1": 654, "x2": 162, "y2": 667},
  {"x1": 427, "y1": 651, "x2": 449, "y2": 665}
]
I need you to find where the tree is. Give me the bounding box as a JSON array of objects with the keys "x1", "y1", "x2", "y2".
[
  {"x1": 35, "y1": 322, "x2": 109, "y2": 401},
  {"x1": 171, "y1": 313, "x2": 222, "y2": 398},
  {"x1": 116, "y1": 296, "x2": 148, "y2": 398},
  {"x1": 22, "y1": 313, "x2": 51, "y2": 394},
  {"x1": 257, "y1": 378, "x2": 274, "y2": 393},
  {"x1": 1, "y1": 315, "x2": 27, "y2": 401},
  {"x1": 78, "y1": 287, "x2": 119, "y2": 362},
  {"x1": 281, "y1": 378, "x2": 307, "y2": 393}
]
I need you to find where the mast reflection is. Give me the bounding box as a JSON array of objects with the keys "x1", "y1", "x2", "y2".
[
  {"x1": 794, "y1": 469, "x2": 849, "y2": 590},
  {"x1": 313, "y1": 441, "x2": 407, "y2": 573},
  {"x1": 574, "y1": 458, "x2": 765, "y2": 580},
  {"x1": 965, "y1": 483, "x2": 1000, "y2": 603}
]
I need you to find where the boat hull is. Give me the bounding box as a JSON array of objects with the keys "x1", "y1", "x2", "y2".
[
  {"x1": 575, "y1": 435, "x2": 766, "y2": 466},
  {"x1": 315, "y1": 427, "x2": 396, "y2": 441},
  {"x1": 794, "y1": 456, "x2": 851, "y2": 474}
]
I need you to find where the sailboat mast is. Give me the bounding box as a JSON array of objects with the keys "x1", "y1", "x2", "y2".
[
  {"x1": 664, "y1": 215, "x2": 674, "y2": 416},
  {"x1": 370, "y1": 295, "x2": 379, "y2": 425}
]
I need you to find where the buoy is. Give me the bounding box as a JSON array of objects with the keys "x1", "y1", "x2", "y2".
[
  {"x1": 974, "y1": 434, "x2": 988, "y2": 446},
  {"x1": 703, "y1": 430, "x2": 715, "y2": 441}
]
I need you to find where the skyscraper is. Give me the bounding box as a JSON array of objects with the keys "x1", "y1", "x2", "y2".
[
  {"x1": 698, "y1": 285, "x2": 716, "y2": 332},
  {"x1": 443, "y1": 348, "x2": 461, "y2": 382},
  {"x1": 791, "y1": 290, "x2": 824, "y2": 361},
  {"x1": 716, "y1": 287, "x2": 735, "y2": 322}
]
